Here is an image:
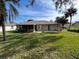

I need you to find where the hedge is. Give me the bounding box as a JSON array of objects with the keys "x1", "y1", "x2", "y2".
[{"x1": 67, "y1": 28, "x2": 79, "y2": 33}]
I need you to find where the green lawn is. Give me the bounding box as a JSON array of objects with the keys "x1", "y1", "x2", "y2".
[{"x1": 0, "y1": 31, "x2": 79, "y2": 59}]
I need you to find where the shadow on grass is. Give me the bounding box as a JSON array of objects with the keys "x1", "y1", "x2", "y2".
[
  {"x1": 7, "y1": 30, "x2": 33, "y2": 33},
  {"x1": 7, "y1": 30, "x2": 60, "y2": 34},
  {"x1": 41, "y1": 36, "x2": 62, "y2": 45},
  {"x1": 43, "y1": 32, "x2": 60, "y2": 34},
  {"x1": 7, "y1": 30, "x2": 26, "y2": 33},
  {"x1": 0, "y1": 33, "x2": 63, "y2": 59}
]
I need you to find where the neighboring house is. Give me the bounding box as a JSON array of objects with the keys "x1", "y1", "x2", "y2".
[
  {"x1": 0, "y1": 23, "x2": 16, "y2": 32},
  {"x1": 71, "y1": 22, "x2": 79, "y2": 28},
  {"x1": 16, "y1": 20, "x2": 62, "y2": 32},
  {"x1": 64, "y1": 24, "x2": 70, "y2": 28}
]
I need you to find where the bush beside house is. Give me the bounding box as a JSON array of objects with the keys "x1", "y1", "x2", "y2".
[
  {"x1": 67, "y1": 21, "x2": 79, "y2": 33},
  {"x1": 67, "y1": 28, "x2": 79, "y2": 32}
]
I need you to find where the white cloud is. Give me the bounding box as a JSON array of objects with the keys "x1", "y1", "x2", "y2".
[
  {"x1": 18, "y1": 0, "x2": 79, "y2": 22},
  {"x1": 71, "y1": 0, "x2": 79, "y2": 22}
]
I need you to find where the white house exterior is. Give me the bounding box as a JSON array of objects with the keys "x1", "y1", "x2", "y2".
[
  {"x1": 71, "y1": 22, "x2": 79, "y2": 28},
  {"x1": 0, "y1": 23, "x2": 16, "y2": 32},
  {"x1": 0, "y1": 21, "x2": 62, "y2": 32},
  {"x1": 16, "y1": 21, "x2": 62, "y2": 32}
]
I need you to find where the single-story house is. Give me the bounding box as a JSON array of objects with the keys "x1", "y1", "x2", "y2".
[
  {"x1": 16, "y1": 20, "x2": 62, "y2": 32},
  {"x1": 71, "y1": 21, "x2": 79, "y2": 28},
  {"x1": 0, "y1": 23, "x2": 16, "y2": 32},
  {"x1": 64, "y1": 24, "x2": 70, "y2": 28}
]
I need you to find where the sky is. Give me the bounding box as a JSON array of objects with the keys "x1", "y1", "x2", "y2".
[{"x1": 13, "y1": 0, "x2": 79, "y2": 23}]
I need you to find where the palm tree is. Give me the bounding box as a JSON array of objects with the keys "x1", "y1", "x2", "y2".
[
  {"x1": 65, "y1": 7, "x2": 77, "y2": 29},
  {"x1": 55, "y1": 16, "x2": 68, "y2": 28},
  {"x1": 0, "y1": 0, "x2": 19, "y2": 41},
  {"x1": 0, "y1": 0, "x2": 36, "y2": 41},
  {"x1": 54, "y1": 0, "x2": 73, "y2": 10}
]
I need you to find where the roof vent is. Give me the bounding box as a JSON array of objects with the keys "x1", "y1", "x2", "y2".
[
  {"x1": 50, "y1": 19, "x2": 53, "y2": 23},
  {"x1": 27, "y1": 19, "x2": 34, "y2": 22}
]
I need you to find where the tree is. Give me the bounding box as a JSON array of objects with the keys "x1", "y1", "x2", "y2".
[
  {"x1": 0, "y1": 0, "x2": 19, "y2": 41},
  {"x1": 53, "y1": 0, "x2": 73, "y2": 10},
  {"x1": 65, "y1": 7, "x2": 77, "y2": 29},
  {"x1": 0, "y1": 0, "x2": 36, "y2": 41},
  {"x1": 28, "y1": 0, "x2": 73, "y2": 10},
  {"x1": 55, "y1": 16, "x2": 68, "y2": 28}
]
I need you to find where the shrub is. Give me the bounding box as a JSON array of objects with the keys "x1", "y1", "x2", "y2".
[{"x1": 67, "y1": 28, "x2": 79, "y2": 33}]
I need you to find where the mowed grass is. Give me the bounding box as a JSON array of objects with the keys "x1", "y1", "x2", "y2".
[{"x1": 0, "y1": 31, "x2": 79, "y2": 59}]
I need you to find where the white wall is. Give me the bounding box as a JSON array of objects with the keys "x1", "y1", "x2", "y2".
[
  {"x1": 49, "y1": 25, "x2": 57, "y2": 31},
  {"x1": 42, "y1": 25, "x2": 48, "y2": 31},
  {"x1": 0, "y1": 26, "x2": 16, "y2": 32},
  {"x1": 36, "y1": 24, "x2": 61, "y2": 31}
]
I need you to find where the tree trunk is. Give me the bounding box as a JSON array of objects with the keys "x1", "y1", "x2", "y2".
[
  {"x1": 0, "y1": 0, "x2": 6, "y2": 41},
  {"x1": 69, "y1": 16, "x2": 72, "y2": 30},
  {"x1": 62, "y1": 24, "x2": 64, "y2": 29},
  {"x1": 1, "y1": 16, "x2": 6, "y2": 41}
]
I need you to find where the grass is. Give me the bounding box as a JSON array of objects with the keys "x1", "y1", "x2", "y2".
[{"x1": 0, "y1": 31, "x2": 79, "y2": 59}]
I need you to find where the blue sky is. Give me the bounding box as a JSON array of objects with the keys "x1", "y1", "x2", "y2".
[{"x1": 13, "y1": 0, "x2": 79, "y2": 23}]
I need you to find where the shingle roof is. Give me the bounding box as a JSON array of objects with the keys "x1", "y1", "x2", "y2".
[
  {"x1": 5, "y1": 23, "x2": 16, "y2": 26},
  {"x1": 17, "y1": 21, "x2": 57, "y2": 25}
]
